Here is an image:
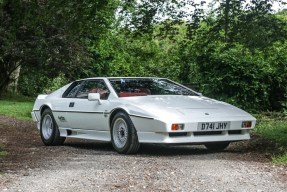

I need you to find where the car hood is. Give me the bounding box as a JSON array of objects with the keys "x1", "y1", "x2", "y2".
[{"x1": 119, "y1": 95, "x2": 254, "y2": 122}]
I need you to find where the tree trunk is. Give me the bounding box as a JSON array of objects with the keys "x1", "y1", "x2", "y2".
[
  {"x1": 7, "y1": 64, "x2": 21, "y2": 93},
  {"x1": 224, "y1": 0, "x2": 230, "y2": 42},
  {"x1": 0, "y1": 75, "x2": 10, "y2": 97}
]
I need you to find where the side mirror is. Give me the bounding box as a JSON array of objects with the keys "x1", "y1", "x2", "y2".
[
  {"x1": 198, "y1": 93, "x2": 203, "y2": 97},
  {"x1": 88, "y1": 93, "x2": 102, "y2": 104}
]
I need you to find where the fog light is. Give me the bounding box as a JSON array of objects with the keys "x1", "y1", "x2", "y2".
[
  {"x1": 242, "y1": 121, "x2": 252, "y2": 128},
  {"x1": 171, "y1": 124, "x2": 184, "y2": 131}
]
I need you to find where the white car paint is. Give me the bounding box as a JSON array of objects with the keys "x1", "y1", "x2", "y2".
[{"x1": 31, "y1": 77, "x2": 256, "y2": 145}]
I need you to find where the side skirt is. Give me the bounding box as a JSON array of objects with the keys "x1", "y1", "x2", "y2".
[{"x1": 59, "y1": 127, "x2": 111, "y2": 142}]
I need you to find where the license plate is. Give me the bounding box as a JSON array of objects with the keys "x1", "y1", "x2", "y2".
[{"x1": 198, "y1": 122, "x2": 230, "y2": 131}]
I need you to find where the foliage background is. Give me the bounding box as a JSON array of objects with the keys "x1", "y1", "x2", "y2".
[{"x1": 0, "y1": 0, "x2": 287, "y2": 113}]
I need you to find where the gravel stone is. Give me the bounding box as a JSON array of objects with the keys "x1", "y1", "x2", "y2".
[{"x1": 0, "y1": 116, "x2": 286, "y2": 191}]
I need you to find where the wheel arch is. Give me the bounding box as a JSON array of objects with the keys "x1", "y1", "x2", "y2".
[
  {"x1": 109, "y1": 108, "x2": 130, "y2": 130},
  {"x1": 39, "y1": 104, "x2": 66, "y2": 146},
  {"x1": 40, "y1": 105, "x2": 52, "y2": 116}
]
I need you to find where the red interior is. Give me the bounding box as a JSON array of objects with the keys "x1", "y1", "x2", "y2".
[{"x1": 118, "y1": 92, "x2": 148, "y2": 97}]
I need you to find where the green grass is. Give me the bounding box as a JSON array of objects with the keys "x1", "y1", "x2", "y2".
[
  {"x1": 254, "y1": 113, "x2": 287, "y2": 164},
  {"x1": 272, "y1": 153, "x2": 287, "y2": 164},
  {"x1": 0, "y1": 95, "x2": 34, "y2": 120},
  {"x1": 0, "y1": 145, "x2": 8, "y2": 158},
  {"x1": 0, "y1": 151, "x2": 8, "y2": 157},
  {"x1": 0, "y1": 95, "x2": 34, "y2": 158}
]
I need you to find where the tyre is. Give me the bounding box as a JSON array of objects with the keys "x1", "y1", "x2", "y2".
[
  {"x1": 204, "y1": 142, "x2": 230, "y2": 151},
  {"x1": 111, "y1": 112, "x2": 140, "y2": 154},
  {"x1": 40, "y1": 109, "x2": 66, "y2": 145}
]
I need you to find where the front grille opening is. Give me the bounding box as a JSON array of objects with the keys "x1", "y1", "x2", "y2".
[
  {"x1": 228, "y1": 130, "x2": 242, "y2": 135},
  {"x1": 193, "y1": 131, "x2": 223, "y2": 136},
  {"x1": 169, "y1": 132, "x2": 188, "y2": 137}
]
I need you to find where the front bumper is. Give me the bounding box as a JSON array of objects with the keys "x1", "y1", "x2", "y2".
[
  {"x1": 137, "y1": 129, "x2": 251, "y2": 143},
  {"x1": 31, "y1": 111, "x2": 40, "y2": 129}
]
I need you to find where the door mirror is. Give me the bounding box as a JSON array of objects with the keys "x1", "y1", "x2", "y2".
[{"x1": 88, "y1": 93, "x2": 102, "y2": 104}]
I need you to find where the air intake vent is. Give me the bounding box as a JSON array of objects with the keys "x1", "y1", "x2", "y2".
[
  {"x1": 169, "y1": 132, "x2": 188, "y2": 137},
  {"x1": 228, "y1": 130, "x2": 242, "y2": 135},
  {"x1": 194, "y1": 131, "x2": 223, "y2": 136}
]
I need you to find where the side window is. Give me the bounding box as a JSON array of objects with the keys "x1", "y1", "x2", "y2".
[
  {"x1": 75, "y1": 80, "x2": 110, "y2": 100},
  {"x1": 62, "y1": 81, "x2": 83, "y2": 98}
]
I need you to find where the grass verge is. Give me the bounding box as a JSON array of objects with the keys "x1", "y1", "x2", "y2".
[
  {"x1": 254, "y1": 113, "x2": 287, "y2": 164},
  {"x1": 0, "y1": 95, "x2": 34, "y2": 120}
]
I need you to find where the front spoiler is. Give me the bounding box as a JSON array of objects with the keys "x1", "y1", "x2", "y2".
[{"x1": 137, "y1": 130, "x2": 251, "y2": 143}]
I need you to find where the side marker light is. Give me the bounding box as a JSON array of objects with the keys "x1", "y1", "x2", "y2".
[
  {"x1": 242, "y1": 121, "x2": 252, "y2": 128},
  {"x1": 171, "y1": 124, "x2": 184, "y2": 131}
]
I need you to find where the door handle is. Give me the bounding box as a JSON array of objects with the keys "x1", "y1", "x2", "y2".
[{"x1": 69, "y1": 102, "x2": 75, "y2": 107}]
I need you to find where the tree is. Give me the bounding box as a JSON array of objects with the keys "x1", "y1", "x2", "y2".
[
  {"x1": 119, "y1": 0, "x2": 205, "y2": 38},
  {"x1": 191, "y1": 0, "x2": 287, "y2": 111},
  {"x1": 0, "y1": 0, "x2": 118, "y2": 96},
  {"x1": 0, "y1": 0, "x2": 40, "y2": 96}
]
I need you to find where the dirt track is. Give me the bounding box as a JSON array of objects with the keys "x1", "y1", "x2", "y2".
[{"x1": 0, "y1": 115, "x2": 286, "y2": 191}]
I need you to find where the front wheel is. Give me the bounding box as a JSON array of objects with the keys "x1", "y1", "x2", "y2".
[
  {"x1": 204, "y1": 142, "x2": 230, "y2": 151},
  {"x1": 111, "y1": 112, "x2": 140, "y2": 154},
  {"x1": 40, "y1": 109, "x2": 66, "y2": 146}
]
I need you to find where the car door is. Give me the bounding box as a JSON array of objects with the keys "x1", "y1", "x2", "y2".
[
  {"x1": 65, "y1": 79, "x2": 111, "y2": 131},
  {"x1": 52, "y1": 81, "x2": 83, "y2": 129}
]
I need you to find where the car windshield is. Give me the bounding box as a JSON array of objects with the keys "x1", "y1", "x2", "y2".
[{"x1": 109, "y1": 78, "x2": 198, "y2": 97}]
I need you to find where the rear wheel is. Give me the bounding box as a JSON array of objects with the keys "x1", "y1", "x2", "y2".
[
  {"x1": 111, "y1": 112, "x2": 140, "y2": 154},
  {"x1": 40, "y1": 109, "x2": 66, "y2": 145},
  {"x1": 204, "y1": 142, "x2": 230, "y2": 151}
]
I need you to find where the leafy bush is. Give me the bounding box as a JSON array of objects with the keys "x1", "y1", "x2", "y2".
[
  {"x1": 43, "y1": 73, "x2": 68, "y2": 94},
  {"x1": 19, "y1": 68, "x2": 68, "y2": 96},
  {"x1": 18, "y1": 69, "x2": 50, "y2": 96},
  {"x1": 194, "y1": 42, "x2": 287, "y2": 112},
  {"x1": 266, "y1": 42, "x2": 287, "y2": 111},
  {"x1": 92, "y1": 32, "x2": 190, "y2": 83}
]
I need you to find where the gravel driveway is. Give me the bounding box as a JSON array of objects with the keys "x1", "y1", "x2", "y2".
[{"x1": 0, "y1": 116, "x2": 286, "y2": 192}]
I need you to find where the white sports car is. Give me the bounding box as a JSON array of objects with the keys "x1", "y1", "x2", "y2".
[{"x1": 31, "y1": 77, "x2": 256, "y2": 154}]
